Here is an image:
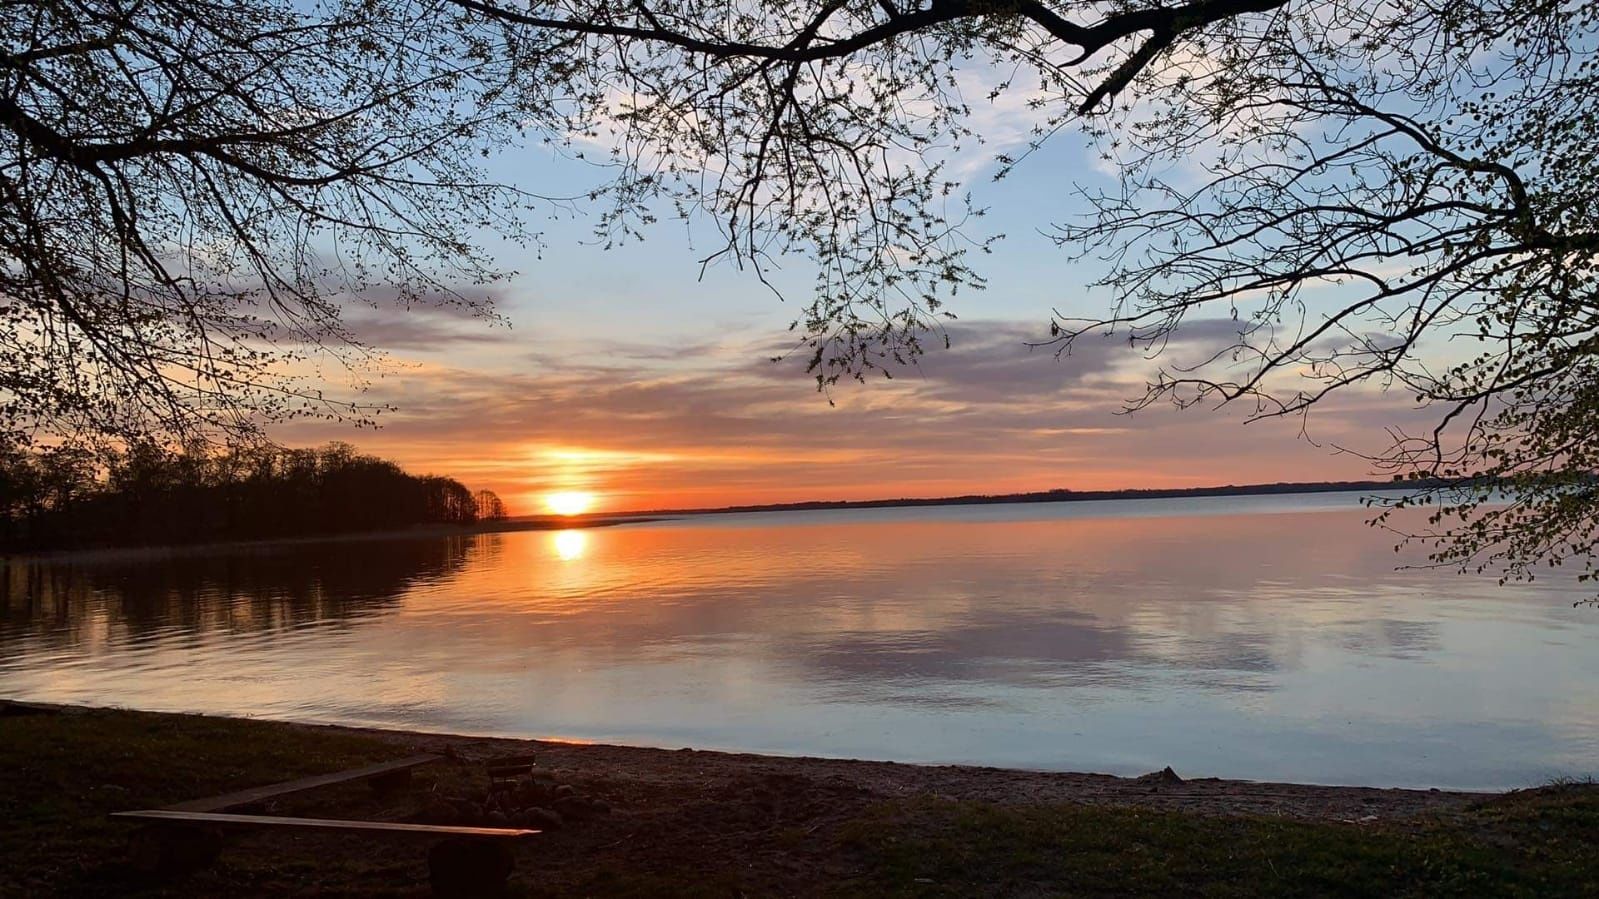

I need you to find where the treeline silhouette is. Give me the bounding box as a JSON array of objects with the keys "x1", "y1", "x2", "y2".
[{"x1": 0, "y1": 441, "x2": 508, "y2": 550}]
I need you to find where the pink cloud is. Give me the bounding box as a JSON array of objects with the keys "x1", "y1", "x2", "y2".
[{"x1": 274, "y1": 320, "x2": 1434, "y2": 514}]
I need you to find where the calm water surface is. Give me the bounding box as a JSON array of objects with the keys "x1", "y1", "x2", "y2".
[{"x1": 3, "y1": 493, "x2": 1596, "y2": 790}]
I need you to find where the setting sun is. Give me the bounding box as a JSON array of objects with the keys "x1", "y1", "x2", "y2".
[{"x1": 544, "y1": 491, "x2": 596, "y2": 516}]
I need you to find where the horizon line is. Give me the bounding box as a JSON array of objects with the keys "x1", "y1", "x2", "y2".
[{"x1": 528, "y1": 477, "x2": 1446, "y2": 521}]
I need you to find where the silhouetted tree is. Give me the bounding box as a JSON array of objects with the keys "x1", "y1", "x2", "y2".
[
  {"x1": 473, "y1": 490, "x2": 509, "y2": 521},
  {"x1": 0, "y1": 439, "x2": 487, "y2": 550},
  {"x1": 0, "y1": 0, "x2": 545, "y2": 446}
]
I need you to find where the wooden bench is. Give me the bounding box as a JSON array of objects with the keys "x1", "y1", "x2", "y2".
[
  {"x1": 113, "y1": 753, "x2": 538, "y2": 896},
  {"x1": 485, "y1": 752, "x2": 539, "y2": 788}
]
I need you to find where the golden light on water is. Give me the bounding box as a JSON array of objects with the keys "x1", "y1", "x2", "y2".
[
  {"x1": 544, "y1": 491, "x2": 596, "y2": 516},
  {"x1": 552, "y1": 529, "x2": 588, "y2": 561}
]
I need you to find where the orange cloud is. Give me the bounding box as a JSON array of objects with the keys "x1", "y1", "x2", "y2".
[{"x1": 275, "y1": 320, "x2": 1433, "y2": 515}]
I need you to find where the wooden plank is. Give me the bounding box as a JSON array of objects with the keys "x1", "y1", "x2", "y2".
[
  {"x1": 112, "y1": 809, "x2": 538, "y2": 840},
  {"x1": 166, "y1": 754, "x2": 440, "y2": 812}
]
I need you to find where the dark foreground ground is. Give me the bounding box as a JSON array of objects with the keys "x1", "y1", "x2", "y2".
[{"x1": 3, "y1": 705, "x2": 1596, "y2": 897}]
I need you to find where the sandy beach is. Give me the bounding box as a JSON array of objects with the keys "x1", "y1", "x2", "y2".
[{"x1": 340, "y1": 718, "x2": 1485, "y2": 823}]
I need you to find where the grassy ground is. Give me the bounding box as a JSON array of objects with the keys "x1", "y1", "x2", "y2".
[
  {"x1": 837, "y1": 794, "x2": 1599, "y2": 897},
  {"x1": 2, "y1": 707, "x2": 1596, "y2": 897}
]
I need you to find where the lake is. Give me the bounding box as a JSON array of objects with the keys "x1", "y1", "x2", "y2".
[{"x1": 2, "y1": 492, "x2": 1595, "y2": 790}]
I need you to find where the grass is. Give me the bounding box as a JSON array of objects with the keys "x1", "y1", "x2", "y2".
[
  {"x1": 2, "y1": 707, "x2": 1597, "y2": 897},
  {"x1": 0, "y1": 708, "x2": 402, "y2": 896},
  {"x1": 834, "y1": 792, "x2": 1599, "y2": 897}
]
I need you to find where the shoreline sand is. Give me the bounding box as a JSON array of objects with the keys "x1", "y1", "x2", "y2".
[
  {"x1": 6, "y1": 701, "x2": 1488, "y2": 822},
  {"x1": 307, "y1": 720, "x2": 1493, "y2": 824}
]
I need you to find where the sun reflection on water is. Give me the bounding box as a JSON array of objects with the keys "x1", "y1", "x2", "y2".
[{"x1": 551, "y1": 529, "x2": 588, "y2": 561}]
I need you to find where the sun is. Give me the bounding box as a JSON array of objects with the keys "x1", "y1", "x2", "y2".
[{"x1": 544, "y1": 491, "x2": 596, "y2": 516}]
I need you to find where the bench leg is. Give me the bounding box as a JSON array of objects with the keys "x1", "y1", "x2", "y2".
[
  {"x1": 428, "y1": 838, "x2": 513, "y2": 898},
  {"x1": 128, "y1": 823, "x2": 223, "y2": 876}
]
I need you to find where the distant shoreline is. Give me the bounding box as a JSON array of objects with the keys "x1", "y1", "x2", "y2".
[
  {"x1": 619, "y1": 478, "x2": 1442, "y2": 518},
  {"x1": 3, "y1": 479, "x2": 1445, "y2": 562}
]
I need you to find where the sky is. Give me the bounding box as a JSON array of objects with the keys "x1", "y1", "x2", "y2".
[{"x1": 279, "y1": 102, "x2": 1432, "y2": 516}]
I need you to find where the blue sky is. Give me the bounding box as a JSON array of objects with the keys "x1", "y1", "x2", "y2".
[{"x1": 284, "y1": 92, "x2": 1429, "y2": 514}]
